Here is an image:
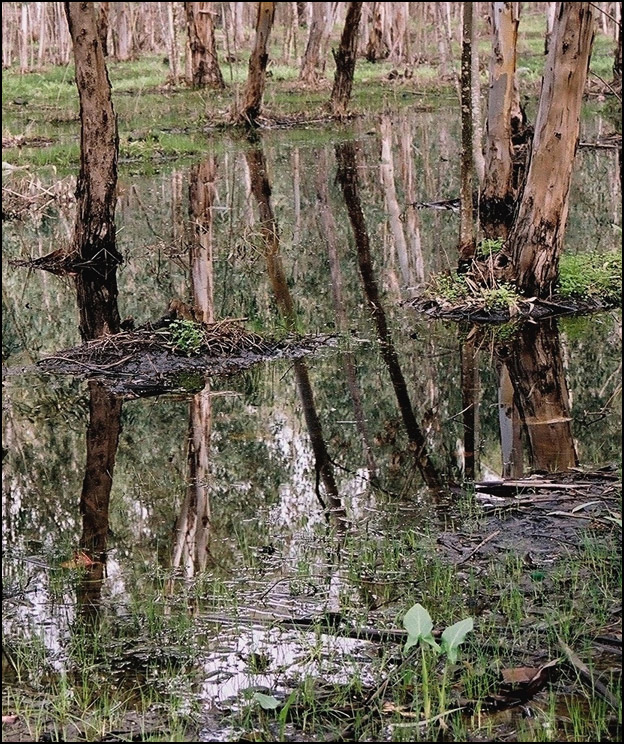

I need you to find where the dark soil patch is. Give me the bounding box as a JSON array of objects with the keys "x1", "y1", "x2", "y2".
[{"x1": 31, "y1": 319, "x2": 336, "y2": 397}]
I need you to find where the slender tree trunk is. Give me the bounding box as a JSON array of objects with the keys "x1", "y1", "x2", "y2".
[
  {"x1": 379, "y1": 116, "x2": 412, "y2": 288},
  {"x1": 544, "y1": 1, "x2": 557, "y2": 54},
  {"x1": 234, "y1": 1, "x2": 275, "y2": 125},
  {"x1": 460, "y1": 334, "x2": 480, "y2": 480},
  {"x1": 184, "y1": 1, "x2": 225, "y2": 89},
  {"x1": 20, "y1": 2, "x2": 29, "y2": 73},
  {"x1": 614, "y1": 1, "x2": 622, "y2": 84},
  {"x1": 167, "y1": 1, "x2": 180, "y2": 84},
  {"x1": 246, "y1": 143, "x2": 347, "y2": 527},
  {"x1": 459, "y1": 2, "x2": 476, "y2": 264},
  {"x1": 508, "y1": 2, "x2": 595, "y2": 298},
  {"x1": 316, "y1": 149, "x2": 378, "y2": 477},
  {"x1": 399, "y1": 116, "x2": 425, "y2": 284},
  {"x1": 471, "y1": 3, "x2": 485, "y2": 187},
  {"x1": 480, "y1": 2, "x2": 520, "y2": 240},
  {"x1": 329, "y1": 1, "x2": 363, "y2": 117},
  {"x1": 435, "y1": 1, "x2": 454, "y2": 78},
  {"x1": 335, "y1": 141, "x2": 442, "y2": 493},
  {"x1": 497, "y1": 362, "x2": 524, "y2": 477},
  {"x1": 64, "y1": 1, "x2": 121, "y2": 341}
]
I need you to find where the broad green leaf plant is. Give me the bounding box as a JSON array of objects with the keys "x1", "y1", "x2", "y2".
[{"x1": 402, "y1": 603, "x2": 474, "y2": 720}]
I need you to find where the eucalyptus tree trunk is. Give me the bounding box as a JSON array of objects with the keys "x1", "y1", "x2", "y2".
[
  {"x1": 112, "y1": 1, "x2": 133, "y2": 60},
  {"x1": 19, "y1": 2, "x2": 29, "y2": 72},
  {"x1": 64, "y1": 1, "x2": 121, "y2": 340},
  {"x1": 508, "y1": 2, "x2": 595, "y2": 298},
  {"x1": 184, "y1": 1, "x2": 225, "y2": 88},
  {"x1": 166, "y1": 1, "x2": 180, "y2": 84},
  {"x1": 365, "y1": 2, "x2": 388, "y2": 61},
  {"x1": 379, "y1": 116, "x2": 412, "y2": 288},
  {"x1": 435, "y1": 1, "x2": 453, "y2": 78},
  {"x1": 234, "y1": 1, "x2": 275, "y2": 125},
  {"x1": 544, "y1": 1, "x2": 557, "y2": 54},
  {"x1": 329, "y1": 1, "x2": 363, "y2": 117},
  {"x1": 614, "y1": 1, "x2": 622, "y2": 84},
  {"x1": 299, "y1": 1, "x2": 332, "y2": 84},
  {"x1": 460, "y1": 334, "x2": 480, "y2": 480},
  {"x1": 471, "y1": 3, "x2": 485, "y2": 187},
  {"x1": 188, "y1": 157, "x2": 218, "y2": 323},
  {"x1": 458, "y1": 1, "x2": 476, "y2": 264},
  {"x1": 77, "y1": 381, "x2": 123, "y2": 616},
  {"x1": 97, "y1": 1, "x2": 109, "y2": 56},
  {"x1": 480, "y1": 2, "x2": 520, "y2": 240},
  {"x1": 316, "y1": 149, "x2": 378, "y2": 477}
]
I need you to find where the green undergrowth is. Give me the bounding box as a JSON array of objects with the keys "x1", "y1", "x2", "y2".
[
  {"x1": 558, "y1": 252, "x2": 622, "y2": 303},
  {"x1": 424, "y1": 250, "x2": 622, "y2": 316},
  {"x1": 2, "y1": 10, "x2": 618, "y2": 172}
]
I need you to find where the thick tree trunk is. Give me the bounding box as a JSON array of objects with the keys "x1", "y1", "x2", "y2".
[
  {"x1": 329, "y1": 1, "x2": 363, "y2": 117},
  {"x1": 234, "y1": 1, "x2": 275, "y2": 125},
  {"x1": 507, "y1": 2, "x2": 595, "y2": 298},
  {"x1": 459, "y1": 2, "x2": 476, "y2": 264},
  {"x1": 480, "y1": 2, "x2": 520, "y2": 240},
  {"x1": 184, "y1": 1, "x2": 225, "y2": 89},
  {"x1": 299, "y1": 1, "x2": 332, "y2": 84},
  {"x1": 64, "y1": 1, "x2": 121, "y2": 340}
]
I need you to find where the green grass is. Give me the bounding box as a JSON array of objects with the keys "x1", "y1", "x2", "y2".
[
  {"x1": 2, "y1": 11, "x2": 618, "y2": 173},
  {"x1": 558, "y1": 252, "x2": 622, "y2": 303}
]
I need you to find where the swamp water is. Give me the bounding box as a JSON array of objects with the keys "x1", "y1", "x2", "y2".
[{"x1": 2, "y1": 111, "x2": 621, "y2": 742}]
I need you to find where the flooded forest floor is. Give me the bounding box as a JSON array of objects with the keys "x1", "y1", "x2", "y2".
[{"x1": 2, "y1": 33, "x2": 623, "y2": 744}]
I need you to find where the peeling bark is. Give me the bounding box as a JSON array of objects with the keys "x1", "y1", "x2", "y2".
[
  {"x1": 480, "y1": 2, "x2": 520, "y2": 239},
  {"x1": 507, "y1": 3, "x2": 595, "y2": 297}
]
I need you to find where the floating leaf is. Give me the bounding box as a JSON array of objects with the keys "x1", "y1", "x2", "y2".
[
  {"x1": 440, "y1": 617, "x2": 474, "y2": 663},
  {"x1": 253, "y1": 692, "x2": 280, "y2": 710}
]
